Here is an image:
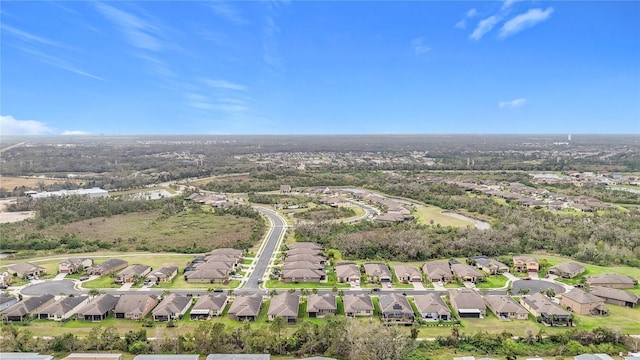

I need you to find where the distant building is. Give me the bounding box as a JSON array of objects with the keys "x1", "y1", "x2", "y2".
[{"x1": 28, "y1": 188, "x2": 108, "y2": 199}]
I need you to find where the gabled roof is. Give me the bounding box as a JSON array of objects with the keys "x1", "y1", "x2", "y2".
[
  {"x1": 513, "y1": 255, "x2": 538, "y2": 263},
  {"x1": 96, "y1": 259, "x2": 128, "y2": 271},
  {"x1": 281, "y1": 268, "x2": 326, "y2": 279},
  {"x1": 521, "y1": 293, "x2": 570, "y2": 316},
  {"x1": 288, "y1": 242, "x2": 323, "y2": 251},
  {"x1": 286, "y1": 248, "x2": 324, "y2": 256},
  {"x1": 563, "y1": 288, "x2": 604, "y2": 304},
  {"x1": 394, "y1": 265, "x2": 422, "y2": 279},
  {"x1": 7, "y1": 262, "x2": 45, "y2": 275},
  {"x1": 549, "y1": 262, "x2": 585, "y2": 274},
  {"x1": 148, "y1": 266, "x2": 178, "y2": 278},
  {"x1": 185, "y1": 267, "x2": 228, "y2": 280},
  {"x1": 585, "y1": 274, "x2": 638, "y2": 285},
  {"x1": 422, "y1": 261, "x2": 453, "y2": 277},
  {"x1": 343, "y1": 294, "x2": 374, "y2": 313},
  {"x1": 307, "y1": 293, "x2": 336, "y2": 313},
  {"x1": 192, "y1": 294, "x2": 228, "y2": 313},
  {"x1": 2, "y1": 294, "x2": 55, "y2": 317},
  {"x1": 378, "y1": 293, "x2": 412, "y2": 314},
  {"x1": 37, "y1": 296, "x2": 87, "y2": 316},
  {"x1": 115, "y1": 294, "x2": 158, "y2": 314},
  {"x1": 228, "y1": 294, "x2": 262, "y2": 317},
  {"x1": 589, "y1": 287, "x2": 640, "y2": 304},
  {"x1": 268, "y1": 292, "x2": 299, "y2": 318},
  {"x1": 449, "y1": 289, "x2": 486, "y2": 310},
  {"x1": 484, "y1": 295, "x2": 528, "y2": 315},
  {"x1": 335, "y1": 263, "x2": 360, "y2": 279},
  {"x1": 475, "y1": 258, "x2": 508, "y2": 270},
  {"x1": 451, "y1": 264, "x2": 484, "y2": 278},
  {"x1": 76, "y1": 294, "x2": 119, "y2": 316},
  {"x1": 208, "y1": 248, "x2": 243, "y2": 258},
  {"x1": 152, "y1": 294, "x2": 191, "y2": 316},
  {"x1": 117, "y1": 264, "x2": 151, "y2": 277},
  {"x1": 282, "y1": 261, "x2": 323, "y2": 270},
  {"x1": 285, "y1": 254, "x2": 326, "y2": 263},
  {"x1": 413, "y1": 293, "x2": 451, "y2": 315},
  {"x1": 363, "y1": 263, "x2": 391, "y2": 278}
]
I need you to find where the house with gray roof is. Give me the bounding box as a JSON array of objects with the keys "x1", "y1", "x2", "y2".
[
  {"x1": 146, "y1": 266, "x2": 178, "y2": 284},
  {"x1": 307, "y1": 293, "x2": 336, "y2": 318},
  {"x1": 87, "y1": 259, "x2": 128, "y2": 276},
  {"x1": 363, "y1": 263, "x2": 392, "y2": 283},
  {"x1": 115, "y1": 294, "x2": 159, "y2": 320},
  {"x1": 191, "y1": 294, "x2": 229, "y2": 319},
  {"x1": 228, "y1": 294, "x2": 262, "y2": 321},
  {"x1": 379, "y1": 293, "x2": 415, "y2": 324},
  {"x1": 115, "y1": 264, "x2": 152, "y2": 284},
  {"x1": 449, "y1": 289, "x2": 486, "y2": 318},
  {"x1": 152, "y1": 294, "x2": 192, "y2": 321},
  {"x1": 549, "y1": 262, "x2": 585, "y2": 279},
  {"x1": 451, "y1": 264, "x2": 485, "y2": 284},
  {"x1": 394, "y1": 265, "x2": 422, "y2": 283},
  {"x1": 0, "y1": 293, "x2": 18, "y2": 312},
  {"x1": 343, "y1": 294, "x2": 374, "y2": 317},
  {"x1": 268, "y1": 292, "x2": 299, "y2": 324},
  {"x1": 76, "y1": 294, "x2": 119, "y2": 321},
  {"x1": 484, "y1": 295, "x2": 528, "y2": 320},
  {"x1": 185, "y1": 263, "x2": 230, "y2": 284},
  {"x1": 585, "y1": 274, "x2": 638, "y2": 289},
  {"x1": 473, "y1": 257, "x2": 509, "y2": 275},
  {"x1": 589, "y1": 286, "x2": 640, "y2": 308},
  {"x1": 37, "y1": 295, "x2": 90, "y2": 321},
  {"x1": 286, "y1": 247, "x2": 324, "y2": 256},
  {"x1": 520, "y1": 293, "x2": 572, "y2": 326},
  {"x1": 288, "y1": 242, "x2": 323, "y2": 251},
  {"x1": 7, "y1": 262, "x2": 46, "y2": 279},
  {"x1": 282, "y1": 261, "x2": 323, "y2": 271},
  {"x1": 413, "y1": 293, "x2": 451, "y2": 321},
  {"x1": 281, "y1": 268, "x2": 326, "y2": 283},
  {"x1": 2, "y1": 294, "x2": 55, "y2": 322},
  {"x1": 285, "y1": 254, "x2": 326, "y2": 265},
  {"x1": 422, "y1": 261, "x2": 453, "y2": 284},
  {"x1": 335, "y1": 263, "x2": 361, "y2": 283},
  {"x1": 560, "y1": 288, "x2": 608, "y2": 316},
  {"x1": 58, "y1": 258, "x2": 93, "y2": 274}
]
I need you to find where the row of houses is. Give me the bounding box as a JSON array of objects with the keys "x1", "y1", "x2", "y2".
[
  {"x1": 280, "y1": 243, "x2": 327, "y2": 283},
  {"x1": 184, "y1": 248, "x2": 243, "y2": 284}
]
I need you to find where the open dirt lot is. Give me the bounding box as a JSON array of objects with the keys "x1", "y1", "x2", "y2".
[{"x1": 0, "y1": 198, "x2": 36, "y2": 223}]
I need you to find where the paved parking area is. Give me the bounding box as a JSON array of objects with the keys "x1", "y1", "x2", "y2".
[{"x1": 21, "y1": 279, "x2": 82, "y2": 296}]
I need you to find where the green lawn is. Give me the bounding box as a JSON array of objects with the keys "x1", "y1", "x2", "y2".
[
  {"x1": 574, "y1": 304, "x2": 640, "y2": 333},
  {"x1": 413, "y1": 205, "x2": 474, "y2": 228},
  {"x1": 531, "y1": 253, "x2": 640, "y2": 286},
  {"x1": 82, "y1": 275, "x2": 121, "y2": 289},
  {"x1": 475, "y1": 275, "x2": 509, "y2": 289}
]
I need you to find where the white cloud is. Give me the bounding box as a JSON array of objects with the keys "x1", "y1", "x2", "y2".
[
  {"x1": 95, "y1": 2, "x2": 162, "y2": 51},
  {"x1": 1, "y1": 115, "x2": 53, "y2": 135},
  {"x1": 470, "y1": 16, "x2": 500, "y2": 40},
  {"x1": 467, "y1": 8, "x2": 478, "y2": 17},
  {"x1": 210, "y1": 2, "x2": 247, "y2": 25},
  {"x1": 455, "y1": 8, "x2": 478, "y2": 30},
  {"x1": 203, "y1": 79, "x2": 246, "y2": 91},
  {"x1": 499, "y1": 8, "x2": 554, "y2": 38},
  {"x1": 502, "y1": 0, "x2": 521, "y2": 10},
  {"x1": 62, "y1": 130, "x2": 91, "y2": 135},
  {"x1": 18, "y1": 46, "x2": 105, "y2": 81},
  {"x1": 186, "y1": 93, "x2": 214, "y2": 110},
  {"x1": 499, "y1": 98, "x2": 526, "y2": 109},
  {"x1": 455, "y1": 20, "x2": 467, "y2": 30},
  {"x1": 1, "y1": 24, "x2": 68, "y2": 49},
  {"x1": 410, "y1": 38, "x2": 431, "y2": 54}
]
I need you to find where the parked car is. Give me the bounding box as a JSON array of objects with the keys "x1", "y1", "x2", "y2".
[{"x1": 79, "y1": 276, "x2": 89, "y2": 281}]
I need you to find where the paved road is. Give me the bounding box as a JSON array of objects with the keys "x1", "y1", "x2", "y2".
[
  {"x1": 346, "y1": 200, "x2": 379, "y2": 223},
  {"x1": 243, "y1": 207, "x2": 287, "y2": 290},
  {"x1": 20, "y1": 279, "x2": 82, "y2": 296}
]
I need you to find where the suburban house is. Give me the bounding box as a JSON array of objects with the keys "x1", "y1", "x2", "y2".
[
  {"x1": 585, "y1": 274, "x2": 638, "y2": 289},
  {"x1": 343, "y1": 294, "x2": 374, "y2": 317},
  {"x1": 306, "y1": 293, "x2": 337, "y2": 318},
  {"x1": 0, "y1": 293, "x2": 18, "y2": 312},
  {"x1": 146, "y1": 266, "x2": 178, "y2": 284},
  {"x1": 286, "y1": 254, "x2": 326, "y2": 265},
  {"x1": 335, "y1": 263, "x2": 361, "y2": 283},
  {"x1": 413, "y1": 293, "x2": 451, "y2": 322},
  {"x1": 228, "y1": 294, "x2": 263, "y2": 321},
  {"x1": 58, "y1": 258, "x2": 94, "y2": 274},
  {"x1": 114, "y1": 264, "x2": 152, "y2": 284},
  {"x1": 1, "y1": 294, "x2": 55, "y2": 322},
  {"x1": 7, "y1": 262, "x2": 46, "y2": 279},
  {"x1": 287, "y1": 242, "x2": 323, "y2": 251},
  {"x1": 87, "y1": 259, "x2": 128, "y2": 276},
  {"x1": 513, "y1": 256, "x2": 539, "y2": 272},
  {"x1": 76, "y1": 294, "x2": 119, "y2": 321},
  {"x1": 484, "y1": 295, "x2": 529, "y2": 320},
  {"x1": 548, "y1": 262, "x2": 585, "y2": 279},
  {"x1": 205, "y1": 248, "x2": 243, "y2": 264},
  {"x1": 394, "y1": 265, "x2": 422, "y2": 283},
  {"x1": 589, "y1": 287, "x2": 640, "y2": 308},
  {"x1": 449, "y1": 289, "x2": 487, "y2": 318},
  {"x1": 520, "y1": 293, "x2": 572, "y2": 326},
  {"x1": 378, "y1": 293, "x2": 415, "y2": 324},
  {"x1": 451, "y1": 264, "x2": 485, "y2": 284},
  {"x1": 363, "y1": 263, "x2": 392, "y2": 283},
  {"x1": 184, "y1": 263, "x2": 231, "y2": 284},
  {"x1": 281, "y1": 268, "x2": 326, "y2": 283},
  {"x1": 282, "y1": 261, "x2": 324, "y2": 271},
  {"x1": 268, "y1": 292, "x2": 299, "y2": 324},
  {"x1": 422, "y1": 261, "x2": 454, "y2": 284},
  {"x1": 114, "y1": 294, "x2": 159, "y2": 320},
  {"x1": 36, "y1": 296, "x2": 90, "y2": 321},
  {"x1": 473, "y1": 257, "x2": 509, "y2": 275},
  {"x1": 286, "y1": 247, "x2": 324, "y2": 256},
  {"x1": 190, "y1": 294, "x2": 229, "y2": 319},
  {"x1": 152, "y1": 294, "x2": 192, "y2": 321},
  {"x1": 560, "y1": 288, "x2": 608, "y2": 316}
]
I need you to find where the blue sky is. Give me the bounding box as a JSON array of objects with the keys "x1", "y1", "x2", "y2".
[{"x1": 1, "y1": 1, "x2": 639, "y2": 135}]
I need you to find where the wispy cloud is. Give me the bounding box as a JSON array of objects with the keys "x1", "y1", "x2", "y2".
[
  {"x1": 410, "y1": 38, "x2": 430, "y2": 54},
  {"x1": 94, "y1": 2, "x2": 162, "y2": 51},
  {"x1": 18, "y1": 46, "x2": 105, "y2": 81},
  {"x1": 210, "y1": 2, "x2": 247, "y2": 25},
  {"x1": 186, "y1": 93, "x2": 215, "y2": 110},
  {"x1": 1, "y1": 24, "x2": 70, "y2": 49},
  {"x1": 62, "y1": 130, "x2": 91, "y2": 135},
  {"x1": 203, "y1": 79, "x2": 246, "y2": 91},
  {"x1": 1, "y1": 115, "x2": 53, "y2": 135},
  {"x1": 467, "y1": 8, "x2": 478, "y2": 18},
  {"x1": 455, "y1": 8, "x2": 478, "y2": 30},
  {"x1": 499, "y1": 8, "x2": 554, "y2": 39},
  {"x1": 502, "y1": 0, "x2": 522, "y2": 11},
  {"x1": 470, "y1": 16, "x2": 500, "y2": 40},
  {"x1": 499, "y1": 98, "x2": 526, "y2": 109},
  {"x1": 263, "y1": 15, "x2": 284, "y2": 72}
]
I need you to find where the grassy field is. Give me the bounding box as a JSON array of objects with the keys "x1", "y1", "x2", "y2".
[
  {"x1": 575, "y1": 303, "x2": 640, "y2": 333},
  {"x1": 532, "y1": 253, "x2": 640, "y2": 282},
  {"x1": 0, "y1": 176, "x2": 84, "y2": 191},
  {"x1": 475, "y1": 274, "x2": 509, "y2": 289},
  {"x1": 413, "y1": 205, "x2": 474, "y2": 228}
]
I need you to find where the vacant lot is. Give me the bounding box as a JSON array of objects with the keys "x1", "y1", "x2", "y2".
[
  {"x1": 0, "y1": 176, "x2": 83, "y2": 191},
  {"x1": 413, "y1": 205, "x2": 474, "y2": 228}
]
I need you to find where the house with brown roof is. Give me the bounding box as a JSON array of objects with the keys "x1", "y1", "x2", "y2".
[
  {"x1": 268, "y1": 292, "x2": 299, "y2": 324},
  {"x1": 114, "y1": 294, "x2": 159, "y2": 320},
  {"x1": 281, "y1": 268, "x2": 326, "y2": 283},
  {"x1": 228, "y1": 294, "x2": 263, "y2": 322},
  {"x1": 451, "y1": 264, "x2": 485, "y2": 284},
  {"x1": 484, "y1": 295, "x2": 528, "y2": 320},
  {"x1": 285, "y1": 254, "x2": 326, "y2": 265},
  {"x1": 473, "y1": 257, "x2": 509, "y2": 275},
  {"x1": 76, "y1": 294, "x2": 119, "y2": 321},
  {"x1": 342, "y1": 294, "x2": 374, "y2": 317},
  {"x1": 413, "y1": 294, "x2": 451, "y2": 321},
  {"x1": 379, "y1": 294, "x2": 415, "y2": 324},
  {"x1": 2, "y1": 294, "x2": 55, "y2": 322},
  {"x1": 449, "y1": 289, "x2": 486, "y2": 318},
  {"x1": 282, "y1": 261, "x2": 324, "y2": 271},
  {"x1": 513, "y1": 256, "x2": 539, "y2": 272},
  {"x1": 335, "y1": 263, "x2": 361, "y2": 283},
  {"x1": 190, "y1": 294, "x2": 229, "y2": 319},
  {"x1": 589, "y1": 287, "x2": 640, "y2": 308},
  {"x1": 548, "y1": 262, "x2": 585, "y2": 279},
  {"x1": 422, "y1": 261, "x2": 453, "y2": 284},
  {"x1": 58, "y1": 258, "x2": 93, "y2": 274},
  {"x1": 307, "y1": 293, "x2": 336, "y2": 318},
  {"x1": 184, "y1": 262, "x2": 231, "y2": 284},
  {"x1": 114, "y1": 264, "x2": 152, "y2": 284},
  {"x1": 585, "y1": 274, "x2": 638, "y2": 289},
  {"x1": 152, "y1": 294, "x2": 192, "y2": 321},
  {"x1": 146, "y1": 266, "x2": 178, "y2": 284},
  {"x1": 288, "y1": 242, "x2": 323, "y2": 251},
  {"x1": 560, "y1": 288, "x2": 608, "y2": 316},
  {"x1": 286, "y1": 247, "x2": 324, "y2": 256},
  {"x1": 7, "y1": 262, "x2": 46, "y2": 279},
  {"x1": 36, "y1": 296, "x2": 90, "y2": 321},
  {"x1": 363, "y1": 263, "x2": 392, "y2": 283},
  {"x1": 520, "y1": 293, "x2": 572, "y2": 326},
  {"x1": 87, "y1": 259, "x2": 128, "y2": 276},
  {"x1": 394, "y1": 265, "x2": 422, "y2": 283}
]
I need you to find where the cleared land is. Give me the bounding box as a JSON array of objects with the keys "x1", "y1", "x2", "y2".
[
  {"x1": 413, "y1": 205, "x2": 474, "y2": 228},
  {"x1": 0, "y1": 176, "x2": 84, "y2": 190}
]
